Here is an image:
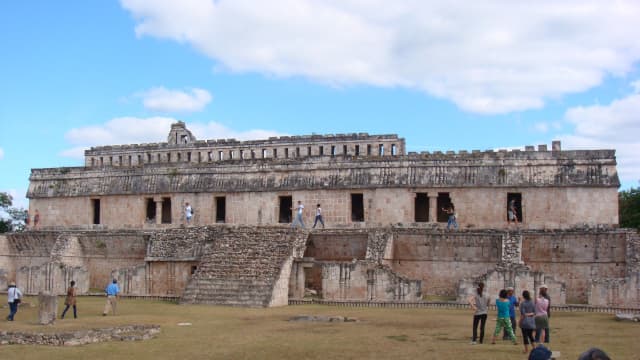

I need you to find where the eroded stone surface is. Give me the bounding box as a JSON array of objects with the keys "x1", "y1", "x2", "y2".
[{"x1": 0, "y1": 325, "x2": 160, "y2": 346}]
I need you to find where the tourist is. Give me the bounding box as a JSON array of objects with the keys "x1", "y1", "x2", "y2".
[
  {"x1": 508, "y1": 199, "x2": 518, "y2": 224},
  {"x1": 503, "y1": 287, "x2": 519, "y2": 340},
  {"x1": 61, "y1": 280, "x2": 78, "y2": 319},
  {"x1": 491, "y1": 289, "x2": 517, "y2": 345},
  {"x1": 33, "y1": 209, "x2": 40, "y2": 228},
  {"x1": 468, "y1": 282, "x2": 490, "y2": 344},
  {"x1": 578, "y1": 347, "x2": 611, "y2": 360},
  {"x1": 534, "y1": 286, "x2": 550, "y2": 345},
  {"x1": 443, "y1": 204, "x2": 458, "y2": 230},
  {"x1": 103, "y1": 279, "x2": 120, "y2": 316},
  {"x1": 312, "y1": 203, "x2": 325, "y2": 229},
  {"x1": 291, "y1": 200, "x2": 305, "y2": 229},
  {"x1": 536, "y1": 284, "x2": 551, "y2": 344},
  {"x1": 519, "y1": 290, "x2": 537, "y2": 354},
  {"x1": 184, "y1": 202, "x2": 193, "y2": 225},
  {"x1": 6, "y1": 282, "x2": 23, "y2": 321},
  {"x1": 528, "y1": 344, "x2": 552, "y2": 360}
]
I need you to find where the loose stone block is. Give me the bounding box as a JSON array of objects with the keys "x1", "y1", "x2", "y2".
[{"x1": 38, "y1": 292, "x2": 58, "y2": 325}]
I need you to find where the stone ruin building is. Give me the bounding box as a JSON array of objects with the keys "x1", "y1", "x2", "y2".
[{"x1": 1, "y1": 121, "x2": 638, "y2": 308}]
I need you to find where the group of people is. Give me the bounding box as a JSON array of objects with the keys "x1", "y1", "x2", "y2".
[
  {"x1": 24, "y1": 209, "x2": 40, "y2": 228},
  {"x1": 468, "y1": 283, "x2": 550, "y2": 354},
  {"x1": 291, "y1": 201, "x2": 325, "y2": 229},
  {"x1": 6, "y1": 278, "x2": 120, "y2": 321}
]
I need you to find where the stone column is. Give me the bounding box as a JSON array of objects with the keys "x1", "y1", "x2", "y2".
[
  {"x1": 38, "y1": 291, "x2": 58, "y2": 325},
  {"x1": 155, "y1": 199, "x2": 162, "y2": 225},
  {"x1": 428, "y1": 195, "x2": 437, "y2": 223}
]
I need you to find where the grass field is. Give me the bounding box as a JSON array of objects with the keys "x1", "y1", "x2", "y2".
[{"x1": 0, "y1": 296, "x2": 638, "y2": 359}]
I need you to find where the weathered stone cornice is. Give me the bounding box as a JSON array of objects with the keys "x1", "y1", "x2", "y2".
[{"x1": 28, "y1": 151, "x2": 619, "y2": 198}]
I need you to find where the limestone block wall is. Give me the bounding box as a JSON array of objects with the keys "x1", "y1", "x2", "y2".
[
  {"x1": 16, "y1": 262, "x2": 89, "y2": 295},
  {"x1": 388, "y1": 230, "x2": 501, "y2": 296},
  {"x1": 84, "y1": 131, "x2": 404, "y2": 168},
  {"x1": 457, "y1": 267, "x2": 566, "y2": 305},
  {"x1": 321, "y1": 262, "x2": 421, "y2": 301},
  {"x1": 588, "y1": 273, "x2": 640, "y2": 307},
  {"x1": 522, "y1": 230, "x2": 627, "y2": 303},
  {"x1": 27, "y1": 186, "x2": 619, "y2": 230},
  {"x1": 0, "y1": 233, "x2": 58, "y2": 283}
]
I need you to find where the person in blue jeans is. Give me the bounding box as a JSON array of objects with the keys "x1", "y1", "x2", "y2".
[
  {"x1": 443, "y1": 204, "x2": 458, "y2": 230},
  {"x1": 491, "y1": 289, "x2": 517, "y2": 345},
  {"x1": 6, "y1": 282, "x2": 22, "y2": 321}
]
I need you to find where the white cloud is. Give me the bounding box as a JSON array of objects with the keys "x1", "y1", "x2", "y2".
[
  {"x1": 631, "y1": 79, "x2": 640, "y2": 94},
  {"x1": 121, "y1": 0, "x2": 640, "y2": 114},
  {"x1": 138, "y1": 87, "x2": 212, "y2": 112},
  {"x1": 0, "y1": 147, "x2": 4, "y2": 160},
  {"x1": 7, "y1": 189, "x2": 27, "y2": 210},
  {"x1": 533, "y1": 121, "x2": 562, "y2": 133},
  {"x1": 560, "y1": 91, "x2": 640, "y2": 185},
  {"x1": 60, "y1": 117, "x2": 285, "y2": 159}
]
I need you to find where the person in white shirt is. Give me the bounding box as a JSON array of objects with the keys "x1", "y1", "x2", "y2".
[
  {"x1": 312, "y1": 204, "x2": 325, "y2": 229},
  {"x1": 291, "y1": 201, "x2": 305, "y2": 228},
  {"x1": 6, "y1": 282, "x2": 23, "y2": 321},
  {"x1": 184, "y1": 202, "x2": 193, "y2": 225}
]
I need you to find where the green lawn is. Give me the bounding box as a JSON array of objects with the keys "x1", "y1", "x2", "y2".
[{"x1": 0, "y1": 296, "x2": 637, "y2": 359}]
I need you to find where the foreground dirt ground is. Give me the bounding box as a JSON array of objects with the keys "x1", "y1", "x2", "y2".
[{"x1": 0, "y1": 297, "x2": 638, "y2": 359}]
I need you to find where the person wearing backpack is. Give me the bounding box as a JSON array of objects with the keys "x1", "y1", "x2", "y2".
[{"x1": 6, "y1": 282, "x2": 23, "y2": 321}]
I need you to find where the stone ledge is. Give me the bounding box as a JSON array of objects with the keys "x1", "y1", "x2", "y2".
[{"x1": 0, "y1": 324, "x2": 160, "y2": 346}]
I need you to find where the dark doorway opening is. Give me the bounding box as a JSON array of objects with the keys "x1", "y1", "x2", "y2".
[
  {"x1": 507, "y1": 193, "x2": 523, "y2": 222},
  {"x1": 279, "y1": 196, "x2": 293, "y2": 223},
  {"x1": 91, "y1": 199, "x2": 100, "y2": 225},
  {"x1": 215, "y1": 196, "x2": 226, "y2": 223},
  {"x1": 437, "y1": 193, "x2": 452, "y2": 222},
  {"x1": 146, "y1": 198, "x2": 156, "y2": 221},
  {"x1": 351, "y1": 193, "x2": 364, "y2": 222},
  {"x1": 161, "y1": 197, "x2": 172, "y2": 224},
  {"x1": 415, "y1": 193, "x2": 429, "y2": 222}
]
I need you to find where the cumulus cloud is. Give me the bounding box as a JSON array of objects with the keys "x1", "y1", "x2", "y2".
[
  {"x1": 138, "y1": 87, "x2": 212, "y2": 112},
  {"x1": 121, "y1": 0, "x2": 640, "y2": 114},
  {"x1": 60, "y1": 117, "x2": 285, "y2": 159},
  {"x1": 560, "y1": 91, "x2": 640, "y2": 185},
  {"x1": 0, "y1": 147, "x2": 4, "y2": 160}
]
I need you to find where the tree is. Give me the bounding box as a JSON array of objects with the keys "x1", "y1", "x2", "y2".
[
  {"x1": 619, "y1": 186, "x2": 640, "y2": 229},
  {"x1": 0, "y1": 192, "x2": 28, "y2": 233}
]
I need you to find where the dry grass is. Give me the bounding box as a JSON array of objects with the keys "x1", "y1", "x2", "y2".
[{"x1": 0, "y1": 296, "x2": 638, "y2": 360}]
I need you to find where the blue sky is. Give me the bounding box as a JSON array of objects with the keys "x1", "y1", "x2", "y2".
[{"x1": 1, "y1": 1, "x2": 639, "y2": 209}]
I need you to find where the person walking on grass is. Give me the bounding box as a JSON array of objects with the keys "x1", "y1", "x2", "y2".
[
  {"x1": 534, "y1": 286, "x2": 550, "y2": 345},
  {"x1": 503, "y1": 287, "x2": 519, "y2": 340},
  {"x1": 468, "y1": 282, "x2": 490, "y2": 344},
  {"x1": 61, "y1": 280, "x2": 78, "y2": 319},
  {"x1": 491, "y1": 289, "x2": 517, "y2": 345},
  {"x1": 103, "y1": 279, "x2": 120, "y2": 316},
  {"x1": 6, "y1": 282, "x2": 22, "y2": 321},
  {"x1": 519, "y1": 290, "x2": 537, "y2": 354}
]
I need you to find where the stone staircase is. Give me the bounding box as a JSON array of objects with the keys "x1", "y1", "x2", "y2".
[{"x1": 180, "y1": 226, "x2": 307, "y2": 307}]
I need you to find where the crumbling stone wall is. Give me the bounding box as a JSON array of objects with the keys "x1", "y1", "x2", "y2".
[
  {"x1": 321, "y1": 261, "x2": 421, "y2": 301},
  {"x1": 388, "y1": 230, "x2": 501, "y2": 296},
  {"x1": 522, "y1": 230, "x2": 628, "y2": 303},
  {"x1": 588, "y1": 230, "x2": 640, "y2": 307},
  {"x1": 180, "y1": 226, "x2": 307, "y2": 307},
  {"x1": 28, "y1": 137, "x2": 619, "y2": 231}
]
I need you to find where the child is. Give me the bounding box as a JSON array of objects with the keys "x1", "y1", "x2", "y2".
[{"x1": 491, "y1": 289, "x2": 517, "y2": 345}]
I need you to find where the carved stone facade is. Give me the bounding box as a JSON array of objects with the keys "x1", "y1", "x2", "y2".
[{"x1": 1, "y1": 122, "x2": 635, "y2": 307}]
